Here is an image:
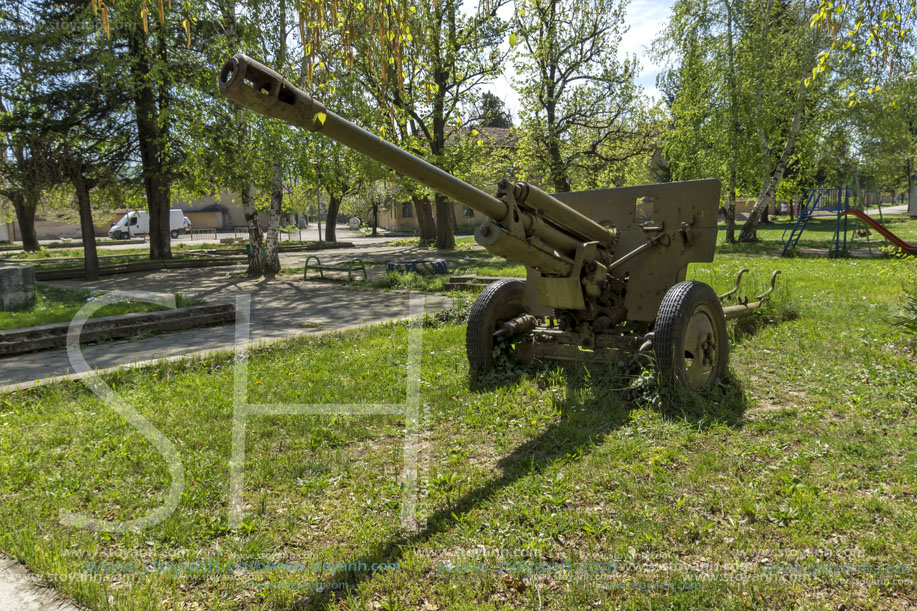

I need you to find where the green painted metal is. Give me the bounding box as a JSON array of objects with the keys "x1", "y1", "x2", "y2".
[{"x1": 304, "y1": 255, "x2": 367, "y2": 282}]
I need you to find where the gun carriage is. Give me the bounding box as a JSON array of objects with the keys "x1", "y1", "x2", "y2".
[{"x1": 219, "y1": 54, "x2": 777, "y2": 389}]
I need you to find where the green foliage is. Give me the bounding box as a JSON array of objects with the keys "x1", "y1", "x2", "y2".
[
  {"x1": 371, "y1": 271, "x2": 449, "y2": 292},
  {"x1": 476, "y1": 92, "x2": 513, "y2": 128},
  {"x1": 512, "y1": 0, "x2": 650, "y2": 191},
  {"x1": 894, "y1": 282, "x2": 917, "y2": 335},
  {"x1": 809, "y1": 0, "x2": 917, "y2": 93},
  {"x1": 656, "y1": 0, "x2": 826, "y2": 202}
]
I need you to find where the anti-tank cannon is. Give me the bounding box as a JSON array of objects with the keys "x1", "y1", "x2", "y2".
[{"x1": 219, "y1": 53, "x2": 776, "y2": 389}]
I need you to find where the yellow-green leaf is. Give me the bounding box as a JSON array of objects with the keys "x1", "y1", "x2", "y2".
[{"x1": 315, "y1": 112, "x2": 327, "y2": 125}]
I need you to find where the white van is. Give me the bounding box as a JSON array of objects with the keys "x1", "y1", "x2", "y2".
[{"x1": 109, "y1": 209, "x2": 186, "y2": 240}]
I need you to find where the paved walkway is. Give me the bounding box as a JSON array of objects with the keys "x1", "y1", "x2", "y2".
[
  {"x1": 0, "y1": 554, "x2": 81, "y2": 611},
  {"x1": 0, "y1": 263, "x2": 454, "y2": 389}
]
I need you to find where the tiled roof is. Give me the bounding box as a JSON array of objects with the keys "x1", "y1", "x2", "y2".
[{"x1": 446, "y1": 126, "x2": 516, "y2": 148}]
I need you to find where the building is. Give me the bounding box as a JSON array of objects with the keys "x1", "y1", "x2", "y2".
[
  {"x1": 376, "y1": 127, "x2": 516, "y2": 234},
  {"x1": 172, "y1": 190, "x2": 251, "y2": 229},
  {"x1": 379, "y1": 199, "x2": 491, "y2": 235}
]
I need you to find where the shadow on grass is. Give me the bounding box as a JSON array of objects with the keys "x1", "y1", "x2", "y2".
[{"x1": 292, "y1": 360, "x2": 749, "y2": 609}]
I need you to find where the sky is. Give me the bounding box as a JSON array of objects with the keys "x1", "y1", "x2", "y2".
[{"x1": 478, "y1": 0, "x2": 674, "y2": 119}]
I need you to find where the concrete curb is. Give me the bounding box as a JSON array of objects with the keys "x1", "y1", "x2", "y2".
[
  {"x1": 34, "y1": 258, "x2": 245, "y2": 281},
  {"x1": 0, "y1": 305, "x2": 444, "y2": 394},
  {"x1": 0, "y1": 304, "x2": 236, "y2": 357},
  {"x1": 0, "y1": 553, "x2": 83, "y2": 611}
]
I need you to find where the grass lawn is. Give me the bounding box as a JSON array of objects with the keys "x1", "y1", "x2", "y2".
[
  {"x1": 0, "y1": 252, "x2": 915, "y2": 609},
  {"x1": 0, "y1": 285, "x2": 202, "y2": 331}
]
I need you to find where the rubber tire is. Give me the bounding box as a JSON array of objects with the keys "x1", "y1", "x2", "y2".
[
  {"x1": 171, "y1": 230, "x2": 180, "y2": 239},
  {"x1": 466, "y1": 279, "x2": 528, "y2": 373},
  {"x1": 653, "y1": 281, "x2": 728, "y2": 389}
]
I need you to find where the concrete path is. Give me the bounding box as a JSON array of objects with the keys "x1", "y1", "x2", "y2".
[
  {"x1": 0, "y1": 554, "x2": 81, "y2": 611},
  {"x1": 0, "y1": 264, "x2": 454, "y2": 388},
  {"x1": 865, "y1": 203, "x2": 909, "y2": 216}
]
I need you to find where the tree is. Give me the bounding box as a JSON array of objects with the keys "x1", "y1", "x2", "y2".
[
  {"x1": 263, "y1": 0, "x2": 291, "y2": 275},
  {"x1": 853, "y1": 72, "x2": 917, "y2": 199},
  {"x1": 656, "y1": 0, "x2": 758, "y2": 242},
  {"x1": 477, "y1": 92, "x2": 513, "y2": 128},
  {"x1": 809, "y1": 0, "x2": 917, "y2": 91},
  {"x1": 1, "y1": 2, "x2": 140, "y2": 274},
  {"x1": 737, "y1": 0, "x2": 823, "y2": 242},
  {"x1": 351, "y1": 0, "x2": 509, "y2": 248},
  {"x1": 38, "y1": 3, "x2": 134, "y2": 280},
  {"x1": 0, "y1": 3, "x2": 60, "y2": 252},
  {"x1": 0, "y1": 124, "x2": 54, "y2": 253},
  {"x1": 120, "y1": 1, "x2": 176, "y2": 259},
  {"x1": 512, "y1": 0, "x2": 645, "y2": 192},
  {"x1": 658, "y1": 0, "x2": 832, "y2": 242},
  {"x1": 311, "y1": 139, "x2": 362, "y2": 243},
  {"x1": 183, "y1": 0, "x2": 267, "y2": 276}
]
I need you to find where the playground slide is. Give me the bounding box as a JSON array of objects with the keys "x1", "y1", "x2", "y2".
[{"x1": 842, "y1": 209, "x2": 917, "y2": 255}]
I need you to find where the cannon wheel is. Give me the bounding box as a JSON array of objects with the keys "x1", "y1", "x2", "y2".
[
  {"x1": 653, "y1": 281, "x2": 728, "y2": 389},
  {"x1": 466, "y1": 279, "x2": 529, "y2": 373}
]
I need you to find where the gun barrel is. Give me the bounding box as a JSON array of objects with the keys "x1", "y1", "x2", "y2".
[
  {"x1": 219, "y1": 54, "x2": 508, "y2": 220},
  {"x1": 218, "y1": 53, "x2": 611, "y2": 262}
]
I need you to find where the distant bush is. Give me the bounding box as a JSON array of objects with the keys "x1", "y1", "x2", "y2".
[{"x1": 372, "y1": 271, "x2": 447, "y2": 292}]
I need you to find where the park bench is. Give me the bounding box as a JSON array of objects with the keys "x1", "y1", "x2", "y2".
[{"x1": 304, "y1": 255, "x2": 367, "y2": 282}]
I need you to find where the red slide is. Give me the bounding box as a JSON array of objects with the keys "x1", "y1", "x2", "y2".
[{"x1": 842, "y1": 209, "x2": 917, "y2": 255}]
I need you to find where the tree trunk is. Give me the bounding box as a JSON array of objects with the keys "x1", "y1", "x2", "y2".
[
  {"x1": 546, "y1": 135, "x2": 571, "y2": 192},
  {"x1": 262, "y1": 0, "x2": 286, "y2": 276},
  {"x1": 11, "y1": 192, "x2": 40, "y2": 251},
  {"x1": 431, "y1": 1, "x2": 455, "y2": 250},
  {"x1": 724, "y1": 191, "x2": 736, "y2": 244},
  {"x1": 908, "y1": 161, "x2": 917, "y2": 218},
  {"x1": 724, "y1": 0, "x2": 738, "y2": 244},
  {"x1": 71, "y1": 168, "x2": 100, "y2": 281},
  {"x1": 543, "y1": 0, "x2": 570, "y2": 194},
  {"x1": 412, "y1": 196, "x2": 437, "y2": 240},
  {"x1": 434, "y1": 193, "x2": 455, "y2": 249},
  {"x1": 325, "y1": 194, "x2": 341, "y2": 243},
  {"x1": 128, "y1": 24, "x2": 171, "y2": 260},
  {"x1": 371, "y1": 201, "x2": 378, "y2": 236},
  {"x1": 739, "y1": 79, "x2": 807, "y2": 242},
  {"x1": 264, "y1": 157, "x2": 283, "y2": 275},
  {"x1": 241, "y1": 182, "x2": 264, "y2": 277},
  {"x1": 218, "y1": 0, "x2": 261, "y2": 274}
]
